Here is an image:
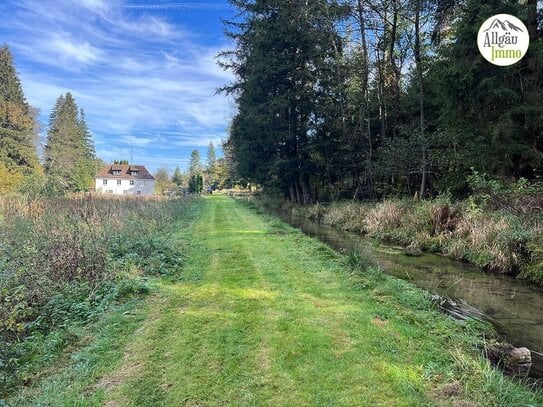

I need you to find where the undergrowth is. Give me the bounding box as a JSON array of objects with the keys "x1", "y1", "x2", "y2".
[{"x1": 0, "y1": 193, "x2": 198, "y2": 397}]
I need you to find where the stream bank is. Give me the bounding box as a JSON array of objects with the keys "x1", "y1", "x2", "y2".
[
  {"x1": 281, "y1": 198, "x2": 543, "y2": 286},
  {"x1": 282, "y1": 212, "x2": 543, "y2": 379}
]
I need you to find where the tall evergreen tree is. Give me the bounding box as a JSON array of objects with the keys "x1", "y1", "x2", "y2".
[
  {"x1": 44, "y1": 92, "x2": 96, "y2": 191},
  {"x1": 188, "y1": 149, "x2": 202, "y2": 176},
  {"x1": 172, "y1": 166, "x2": 183, "y2": 186},
  {"x1": 0, "y1": 44, "x2": 39, "y2": 177},
  {"x1": 207, "y1": 142, "x2": 217, "y2": 170},
  {"x1": 429, "y1": 0, "x2": 543, "y2": 192},
  {"x1": 222, "y1": 0, "x2": 346, "y2": 203},
  {"x1": 206, "y1": 142, "x2": 219, "y2": 189}
]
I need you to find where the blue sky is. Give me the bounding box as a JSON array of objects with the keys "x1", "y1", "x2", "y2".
[{"x1": 0, "y1": 0, "x2": 236, "y2": 173}]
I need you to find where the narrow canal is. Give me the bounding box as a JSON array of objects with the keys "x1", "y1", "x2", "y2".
[{"x1": 285, "y1": 214, "x2": 543, "y2": 378}]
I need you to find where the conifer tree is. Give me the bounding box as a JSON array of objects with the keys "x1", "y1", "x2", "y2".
[
  {"x1": 45, "y1": 92, "x2": 96, "y2": 191},
  {"x1": 0, "y1": 44, "x2": 39, "y2": 178},
  {"x1": 188, "y1": 149, "x2": 202, "y2": 176},
  {"x1": 221, "y1": 0, "x2": 346, "y2": 203},
  {"x1": 172, "y1": 166, "x2": 183, "y2": 186},
  {"x1": 207, "y1": 142, "x2": 216, "y2": 170},
  {"x1": 206, "y1": 142, "x2": 218, "y2": 189}
]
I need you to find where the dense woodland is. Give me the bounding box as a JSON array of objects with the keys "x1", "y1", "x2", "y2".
[{"x1": 221, "y1": 0, "x2": 543, "y2": 203}]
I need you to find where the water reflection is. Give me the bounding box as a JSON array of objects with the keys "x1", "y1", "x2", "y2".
[{"x1": 285, "y1": 215, "x2": 543, "y2": 378}]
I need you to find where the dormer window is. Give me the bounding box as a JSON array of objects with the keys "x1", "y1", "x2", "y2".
[
  {"x1": 131, "y1": 171, "x2": 139, "y2": 176},
  {"x1": 113, "y1": 170, "x2": 122, "y2": 176}
]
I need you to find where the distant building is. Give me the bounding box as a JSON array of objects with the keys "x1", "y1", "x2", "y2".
[{"x1": 95, "y1": 164, "x2": 155, "y2": 195}]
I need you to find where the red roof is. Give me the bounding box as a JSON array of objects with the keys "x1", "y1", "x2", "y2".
[{"x1": 95, "y1": 164, "x2": 155, "y2": 180}]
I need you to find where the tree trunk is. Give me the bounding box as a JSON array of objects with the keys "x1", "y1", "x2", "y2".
[
  {"x1": 376, "y1": 44, "x2": 387, "y2": 139},
  {"x1": 301, "y1": 175, "x2": 313, "y2": 205},
  {"x1": 415, "y1": 0, "x2": 428, "y2": 199},
  {"x1": 289, "y1": 184, "x2": 297, "y2": 202},
  {"x1": 356, "y1": 0, "x2": 374, "y2": 199},
  {"x1": 294, "y1": 178, "x2": 303, "y2": 205},
  {"x1": 388, "y1": 1, "x2": 401, "y2": 139}
]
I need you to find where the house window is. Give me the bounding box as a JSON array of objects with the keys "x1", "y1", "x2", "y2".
[
  {"x1": 130, "y1": 180, "x2": 135, "y2": 185},
  {"x1": 131, "y1": 171, "x2": 139, "y2": 176},
  {"x1": 117, "y1": 180, "x2": 121, "y2": 185},
  {"x1": 108, "y1": 190, "x2": 113, "y2": 194},
  {"x1": 103, "y1": 179, "x2": 107, "y2": 185},
  {"x1": 123, "y1": 190, "x2": 128, "y2": 194},
  {"x1": 113, "y1": 170, "x2": 121, "y2": 176},
  {"x1": 136, "y1": 190, "x2": 142, "y2": 195}
]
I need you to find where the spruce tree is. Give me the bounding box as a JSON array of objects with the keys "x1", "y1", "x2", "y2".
[
  {"x1": 429, "y1": 0, "x2": 543, "y2": 190},
  {"x1": 207, "y1": 142, "x2": 216, "y2": 170},
  {"x1": 206, "y1": 142, "x2": 218, "y2": 189},
  {"x1": 45, "y1": 92, "x2": 96, "y2": 191},
  {"x1": 188, "y1": 149, "x2": 202, "y2": 176},
  {"x1": 0, "y1": 44, "x2": 39, "y2": 176},
  {"x1": 172, "y1": 166, "x2": 183, "y2": 186},
  {"x1": 221, "y1": 0, "x2": 346, "y2": 203}
]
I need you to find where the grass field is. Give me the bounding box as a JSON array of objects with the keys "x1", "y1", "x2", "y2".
[{"x1": 9, "y1": 195, "x2": 542, "y2": 406}]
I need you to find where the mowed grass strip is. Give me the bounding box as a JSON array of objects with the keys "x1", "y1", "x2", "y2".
[
  {"x1": 96, "y1": 196, "x2": 536, "y2": 406},
  {"x1": 102, "y1": 195, "x2": 540, "y2": 407}
]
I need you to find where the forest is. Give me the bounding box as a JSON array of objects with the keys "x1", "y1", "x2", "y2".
[{"x1": 221, "y1": 0, "x2": 543, "y2": 203}]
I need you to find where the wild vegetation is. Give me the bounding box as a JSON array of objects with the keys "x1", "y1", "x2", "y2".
[
  {"x1": 220, "y1": 0, "x2": 542, "y2": 202},
  {"x1": 251, "y1": 172, "x2": 543, "y2": 284},
  {"x1": 0, "y1": 191, "x2": 197, "y2": 396}
]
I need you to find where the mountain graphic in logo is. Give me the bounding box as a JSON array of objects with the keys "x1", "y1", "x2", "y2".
[{"x1": 484, "y1": 18, "x2": 524, "y2": 32}]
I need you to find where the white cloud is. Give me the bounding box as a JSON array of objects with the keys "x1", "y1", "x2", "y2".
[
  {"x1": 49, "y1": 36, "x2": 104, "y2": 64},
  {"x1": 79, "y1": 0, "x2": 109, "y2": 11},
  {"x1": 121, "y1": 2, "x2": 231, "y2": 11},
  {"x1": 171, "y1": 134, "x2": 224, "y2": 147},
  {"x1": 3, "y1": 0, "x2": 234, "y2": 171},
  {"x1": 121, "y1": 134, "x2": 160, "y2": 147}
]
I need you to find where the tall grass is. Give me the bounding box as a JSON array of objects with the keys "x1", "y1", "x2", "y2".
[
  {"x1": 0, "y1": 193, "x2": 195, "y2": 395},
  {"x1": 278, "y1": 196, "x2": 543, "y2": 285}
]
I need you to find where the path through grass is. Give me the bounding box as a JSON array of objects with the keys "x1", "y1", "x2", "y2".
[{"x1": 12, "y1": 195, "x2": 543, "y2": 406}]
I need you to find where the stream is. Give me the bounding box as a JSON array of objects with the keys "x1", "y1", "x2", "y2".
[{"x1": 284, "y1": 214, "x2": 543, "y2": 379}]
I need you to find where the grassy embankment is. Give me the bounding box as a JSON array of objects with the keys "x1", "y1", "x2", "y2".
[
  {"x1": 254, "y1": 184, "x2": 543, "y2": 286},
  {"x1": 1, "y1": 193, "x2": 200, "y2": 400},
  {"x1": 9, "y1": 195, "x2": 542, "y2": 406}
]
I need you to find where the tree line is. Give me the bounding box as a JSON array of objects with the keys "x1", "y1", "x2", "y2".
[
  {"x1": 153, "y1": 142, "x2": 237, "y2": 194},
  {"x1": 220, "y1": 0, "x2": 542, "y2": 203},
  {"x1": 0, "y1": 44, "x2": 98, "y2": 194}
]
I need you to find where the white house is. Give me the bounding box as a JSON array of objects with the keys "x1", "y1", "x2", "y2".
[{"x1": 95, "y1": 164, "x2": 155, "y2": 195}]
